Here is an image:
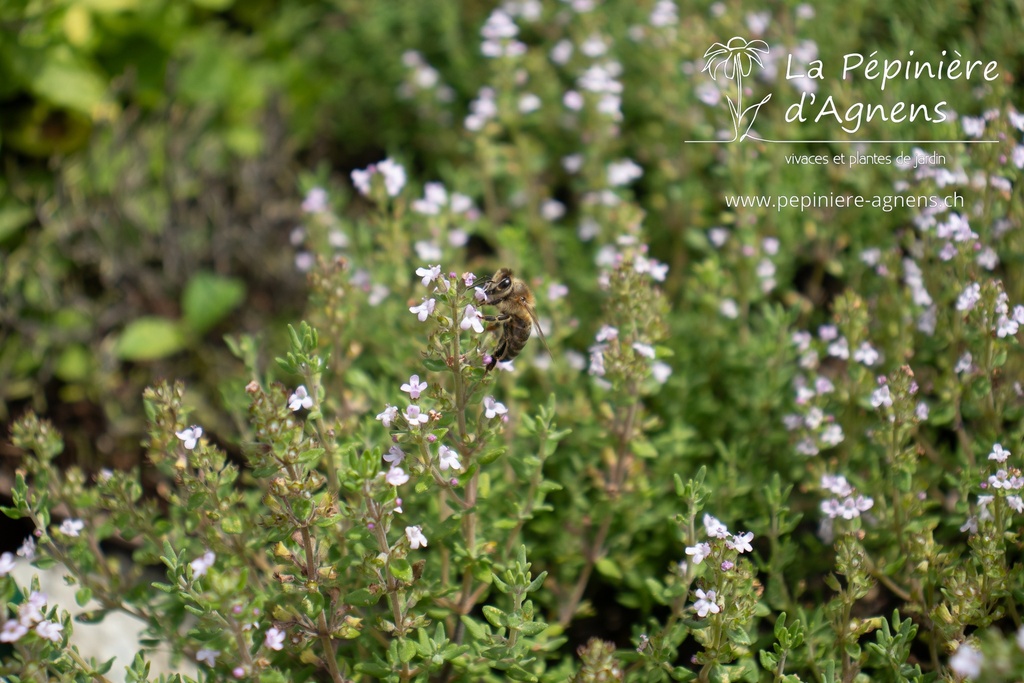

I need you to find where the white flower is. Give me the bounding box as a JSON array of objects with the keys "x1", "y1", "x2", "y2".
[
  {"x1": 20, "y1": 591, "x2": 46, "y2": 624},
  {"x1": 0, "y1": 553, "x2": 14, "y2": 577},
  {"x1": 264, "y1": 627, "x2": 286, "y2": 651},
  {"x1": 386, "y1": 467, "x2": 410, "y2": 486},
  {"x1": 404, "y1": 405, "x2": 430, "y2": 426},
  {"x1": 541, "y1": 199, "x2": 565, "y2": 220},
  {"x1": 562, "y1": 153, "x2": 584, "y2": 173},
  {"x1": 652, "y1": 361, "x2": 672, "y2": 384},
  {"x1": 827, "y1": 338, "x2": 849, "y2": 359},
  {"x1": 414, "y1": 240, "x2": 443, "y2": 262},
  {"x1": 481, "y1": 9, "x2": 518, "y2": 39},
  {"x1": 377, "y1": 159, "x2": 406, "y2": 196},
  {"x1": 726, "y1": 531, "x2": 754, "y2": 554},
  {"x1": 703, "y1": 514, "x2": 730, "y2": 539},
  {"x1": 961, "y1": 116, "x2": 985, "y2": 138},
  {"x1": 870, "y1": 385, "x2": 892, "y2": 409},
  {"x1": 820, "y1": 424, "x2": 845, "y2": 447},
  {"x1": 989, "y1": 443, "x2": 1011, "y2": 463},
  {"x1": 461, "y1": 305, "x2": 485, "y2": 333},
  {"x1": 384, "y1": 444, "x2": 405, "y2": 465},
  {"x1": 684, "y1": 542, "x2": 711, "y2": 564},
  {"x1": 301, "y1": 187, "x2": 328, "y2": 214},
  {"x1": 0, "y1": 620, "x2": 28, "y2": 643},
  {"x1": 438, "y1": 444, "x2": 462, "y2": 471},
  {"x1": 484, "y1": 396, "x2": 508, "y2": 419},
  {"x1": 548, "y1": 283, "x2": 569, "y2": 301},
  {"x1": 17, "y1": 536, "x2": 35, "y2": 560},
  {"x1": 409, "y1": 298, "x2": 436, "y2": 322},
  {"x1": 416, "y1": 265, "x2": 442, "y2": 287},
  {"x1": 190, "y1": 550, "x2": 216, "y2": 578},
  {"x1": 175, "y1": 426, "x2": 203, "y2": 450},
  {"x1": 595, "y1": 325, "x2": 618, "y2": 342},
  {"x1": 351, "y1": 168, "x2": 371, "y2": 196},
  {"x1": 821, "y1": 474, "x2": 852, "y2": 497},
  {"x1": 288, "y1": 385, "x2": 313, "y2": 412},
  {"x1": 955, "y1": 352, "x2": 973, "y2": 375},
  {"x1": 351, "y1": 159, "x2": 406, "y2": 198},
  {"x1": 519, "y1": 93, "x2": 542, "y2": 114},
  {"x1": 632, "y1": 342, "x2": 656, "y2": 359},
  {"x1": 59, "y1": 518, "x2": 84, "y2": 537},
  {"x1": 607, "y1": 159, "x2": 643, "y2": 186},
  {"x1": 196, "y1": 648, "x2": 220, "y2": 666},
  {"x1": 401, "y1": 375, "x2": 428, "y2": 400},
  {"x1": 649, "y1": 260, "x2": 669, "y2": 281},
  {"x1": 35, "y1": 620, "x2": 63, "y2": 643},
  {"x1": 997, "y1": 316, "x2": 1019, "y2": 338},
  {"x1": 650, "y1": 0, "x2": 677, "y2": 27},
  {"x1": 406, "y1": 525, "x2": 428, "y2": 549},
  {"x1": 412, "y1": 183, "x2": 447, "y2": 215},
  {"x1": 693, "y1": 588, "x2": 721, "y2": 617},
  {"x1": 563, "y1": 90, "x2": 584, "y2": 110},
  {"x1": 550, "y1": 38, "x2": 573, "y2": 64},
  {"x1": 853, "y1": 342, "x2": 879, "y2": 367},
  {"x1": 580, "y1": 33, "x2": 608, "y2": 57},
  {"x1": 949, "y1": 643, "x2": 982, "y2": 679},
  {"x1": 376, "y1": 405, "x2": 398, "y2": 428},
  {"x1": 956, "y1": 283, "x2": 981, "y2": 312}
]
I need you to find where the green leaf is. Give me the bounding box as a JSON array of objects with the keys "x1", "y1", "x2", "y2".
[
  {"x1": 75, "y1": 609, "x2": 110, "y2": 624},
  {"x1": 595, "y1": 557, "x2": 623, "y2": 581},
  {"x1": 423, "y1": 358, "x2": 449, "y2": 372},
  {"x1": 182, "y1": 272, "x2": 246, "y2": 335},
  {"x1": 479, "y1": 447, "x2": 506, "y2": 465},
  {"x1": 116, "y1": 317, "x2": 185, "y2": 360},
  {"x1": 54, "y1": 344, "x2": 93, "y2": 382},
  {"x1": 75, "y1": 586, "x2": 93, "y2": 606},
  {"x1": 461, "y1": 615, "x2": 487, "y2": 639},
  {"x1": 389, "y1": 559, "x2": 413, "y2": 583},
  {"x1": 297, "y1": 448, "x2": 325, "y2": 465},
  {"x1": 482, "y1": 606, "x2": 507, "y2": 628},
  {"x1": 191, "y1": 0, "x2": 235, "y2": 9},
  {"x1": 24, "y1": 47, "x2": 109, "y2": 115},
  {"x1": 302, "y1": 591, "x2": 326, "y2": 619},
  {"x1": 0, "y1": 201, "x2": 33, "y2": 242},
  {"x1": 516, "y1": 621, "x2": 547, "y2": 636},
  {"x1": 345, "y1": 588, "x2": 380, "y2": 606},
  {"x1": 397, "y1": 637, "x2": 417, "y2": 663},
  {"x1": 221, "y1": 515, "x2": 243, "y2": 534}
]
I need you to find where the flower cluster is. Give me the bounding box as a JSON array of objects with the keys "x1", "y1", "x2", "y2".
[
  {"x1": 962, "y1": 443, "x2": 1024, "y2": 533},
  {"x1": 819, "y1": 474, "x2": 875, "y2": 521},
  {"x1": 682, "y1": 515, "x2": 755, "y2": 621},
  {"x1": 782, "y1": 357, "x2": 845, "y2": 457},
  {"x1": 0, "y1": 591, "x2": 63, "y2": 645},
  {"x1": 351, "y1": 158, "x2": 407, "y2": 199},
  {"x1": 587, "y1": 233, "x2": 669, "y2": 388}
]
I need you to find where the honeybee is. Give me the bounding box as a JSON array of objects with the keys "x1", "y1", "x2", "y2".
[{"x1": 481, "y1": 268, "x2": 551, "y2": 371}]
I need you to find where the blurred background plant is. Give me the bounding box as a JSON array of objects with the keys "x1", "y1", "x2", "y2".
[{"x1": 4, "y1": 0, "x2": 1024, "y2": 681}]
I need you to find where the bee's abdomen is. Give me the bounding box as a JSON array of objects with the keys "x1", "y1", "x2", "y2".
[{"x1": 494, "y1": 315, "x2": 532, "y2": 362}]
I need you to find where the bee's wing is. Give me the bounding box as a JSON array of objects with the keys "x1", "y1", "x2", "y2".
[{"x1": 526, "y1": 306, "x2": 553, "y2": 356}]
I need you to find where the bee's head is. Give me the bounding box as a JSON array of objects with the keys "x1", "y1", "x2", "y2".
[{"x1": 484, "y1": 268, "x2": 515, "y2": 298}]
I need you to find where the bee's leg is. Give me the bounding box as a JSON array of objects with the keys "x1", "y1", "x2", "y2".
[{"x1": 480, "y1": 314, "x2": 511, "y2": 322}]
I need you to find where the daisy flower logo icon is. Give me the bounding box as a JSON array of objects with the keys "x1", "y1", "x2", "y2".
[{"x1": 701, "y1": 37, "x2": 772, "y2": 142}]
